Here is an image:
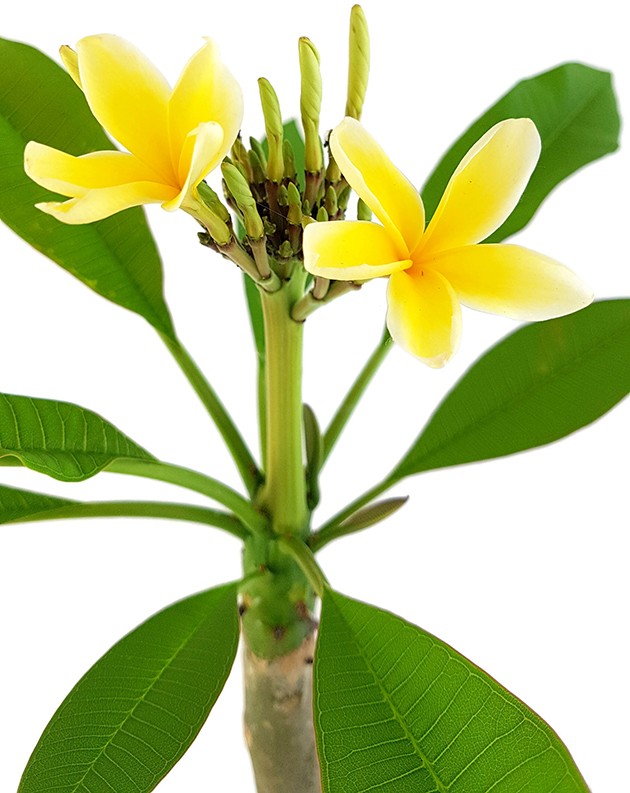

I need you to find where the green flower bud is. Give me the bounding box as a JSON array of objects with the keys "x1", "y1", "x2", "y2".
[
  {"x1": 258, "y1": 78, "x2": 284, "y2": 182},
  {"x1": 316, "y1": 206, "x2": 328, "y2": 222},
  {"x1": 324, "y1": 185, "x2": 338, "y2": 217},
  {"x1": 299, "y1": 37, "x2": 323, "y2": 173},
  {"x1": 283, "y1": 139, "x2": 297, "y2": 181},
  {"x1": 197, "y1": 181, "x2": 231, "y2": 223},
  {"x1": 346, "y1": 5, "x2": 370, "y2": 120},
  {"x1": 287, "y1": 182, "x2": 303, "y2": 226},
  {"x1": 221, "y1": 161, "x2": 264, "y2": 240}
]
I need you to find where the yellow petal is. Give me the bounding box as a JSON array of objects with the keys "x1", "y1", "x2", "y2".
[
  {"x1": 169, "y1": 39, "x2": 243, "y2": 183},
  {"x1": 330, "y1": 118, "x2": 424, "y2": 255},
  {"x1": 420, "y1": 119, "x2": 541, "y2": 256},
  {"x1": 303, "y1": 220, "x2": 412, "y2": 280},
  {"x1": 36, "y1": 181, "x2": 178, "y2": 224},
  {"x1": 387, "y1": 266, "x2": 462, "y2": 367},
  {"x1": 430, "y1": 243, "x2": 594, "y2": 320},
  {"x1": 24, "y1": 142, "x2": 158, "y2": 197},
  {"x1": 76, "y1": 35, "x2": 173, "y2": 183},
  {"x1": 163, "y1": 122, "x2": 224, "y2": 212}
]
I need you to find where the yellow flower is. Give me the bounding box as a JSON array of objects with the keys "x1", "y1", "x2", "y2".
[
  {"x1": 24, "y1": 35, "x2": 243, "y2": 224},
  {"x1": 303, "y1": 118, "x2": 593, "y2": 367}
]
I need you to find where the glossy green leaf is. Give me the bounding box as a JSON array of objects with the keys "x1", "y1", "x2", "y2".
[
  {"x1": 0, "y1": 393, "x2": 155, "y2": 481},
  {"x1": 422, "y1": 63, "x2": 620, "y2": 240},
  {"x1": 0, "y1": 483, "x2": 75, "y2": 523},
  {"x1": 315, "y1": 590, "x2": 588, "y2": 792},
  {"x1": 393, "y1": 300, "x2": 630, "y2": 481},
  {"x1": 19, "y1": 583, "x2": 240, "y2": 793},
  {"x1": 0, "y1": 38, "x2": 175, "y2": 338}
]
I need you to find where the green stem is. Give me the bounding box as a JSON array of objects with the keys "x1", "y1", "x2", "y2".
[
  {"x1": 159, "y1": 331, "x2": 262, "y2": 496},
  {"x1": 322, "y1": 326, "x2": 392, "y2": 465},
  {"x1": 10, "y1": 501, "x2": 248, "y2": 540},
  {"x1": 106, "y1": 458, "x2": 269, "y2": 538},
  {"x1": 311, "y1": 474, "x2": 395, "y2": 545},
  {"x1": 258, "y1": 273, "x2": 309, "y2": 535}
]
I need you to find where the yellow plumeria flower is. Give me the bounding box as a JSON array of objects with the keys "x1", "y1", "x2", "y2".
[
  {"x1": 24, "y1": 35, "x2": 242, "y2": 224},
  {"x1": 304, "y1": 117, "x2": 593, "y2": 367}
]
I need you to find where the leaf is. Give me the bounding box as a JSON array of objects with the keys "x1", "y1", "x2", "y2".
[
  {"x1": 391, "y1": 300, "x2": 630, "y2": 481},
  {"x1": 0, "y1": 483, "x2": 75, "y2": 523},
  {"x1": 0, "y1": 38, "x2": 175, "y2": 338},
  {"x1": 303, "y1": 403, "x2": 323, "y2": 509},
  {"x1": 315, "y1": 589, "x2": 588, "y2": 793},
  {"x1": 19, "y1": 583, "x2": 240, "y2": 793},
  {"x1": 0, "y1": 393, "x2": 155, "y2": 481},
  {"x1": 340, "y1": 496, "x2": 408, "y2": 533},
  {"x1": 421, "y1": 63, "x2": 620, "y2": 241}
]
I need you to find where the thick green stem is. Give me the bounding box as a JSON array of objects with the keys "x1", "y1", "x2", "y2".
[
  {"x1": 159, "y1": 331, "x2": 262, "y2": 496},
  {"x1": 257, "y1": 272, "x2": 309, "y2": 536}
]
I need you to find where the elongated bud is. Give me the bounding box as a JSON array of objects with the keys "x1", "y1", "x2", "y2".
[
  {"x1": 222, "y1": 162, "x2": 264, "y2": 240},
  {"x1": 287, "y1": 182, "x2": 303, "y2": 226},
  {"x1": 248, "y1": 148, "x2": 266, "y2": 185},
  {"x1": 195, "y1": 184, "x2": 232, "y2": 246},
  {"x1": 249, "y1": 136, "x2": 267, "y2": 171},
  {"x1": 283, "y1": 139, "x2": 297, "y2": 181},
  {"x1": 258, "y1": 78, "x2": 284, "y2": 182},
  {"x1": 299, "y1": 37, "x2": 323, "y2": 173},
  {"x1": 197, "y1": 181, "x2": 231, "y2": 223},
  {"x1": 324, "y1": 186, "x2": 338, "y2": 217},
  {"x1": 60, "y1": 45, "x2": 82, "y2": 89},
  {"x1": 231, "y1": 136, "x2": 253, "y2": 182},
  {"x1": 346, "y1": 5, "x2": 370, "y2": 119},
  {"x1": 316, "y1": 206, "x2": 328, "y2": 222},
  {"x1": 357, "y1": 197, "x2": 372, "y2": 221}
]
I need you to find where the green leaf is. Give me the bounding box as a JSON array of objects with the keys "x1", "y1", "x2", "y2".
[
  {"x1": 19, "y1": 583, "x2": 240, "y2": 793},
  {"x1": 421, "y1": 63, "x2": 620, "y2": 241},
  {"x1": 315, "y1": 590, "x2": 588, "y2": 793},
  {"x1": 392, "y1": 300, "x2": 630, "y2": 481},
  {"x1": 0, "y1": 38, "x2": 175, "y2": 338},
  {"x1": 0, "y1": 393, "x2": 155, "y2": 481},
  {"x1": 0, "y1": 482, "x2": 75, "y2": 523}
]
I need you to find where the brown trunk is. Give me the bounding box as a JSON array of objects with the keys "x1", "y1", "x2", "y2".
[{"x1": 243, "y1": 632, "x2": 322, "y2": 793}]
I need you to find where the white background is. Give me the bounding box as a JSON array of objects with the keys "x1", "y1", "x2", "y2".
[{"x1": 1, "y1": 0, "x2": 628, "y2": 790}]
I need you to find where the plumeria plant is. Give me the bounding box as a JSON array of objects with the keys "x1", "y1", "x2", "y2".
[{"x1": 0, "y1": 6, "x2": 628, "y2": 792}]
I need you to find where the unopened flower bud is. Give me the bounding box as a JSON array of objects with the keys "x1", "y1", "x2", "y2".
[
  {"x1": 346, "y1": 5, "x2": 370, "y2": 120},
  {"x1": 299, "y1": 37, "x2": 323, "y2": 174},
  {"x1": 258, "y1": 78, "x2": 284, "y2": 182},
  {"x1": 221, "y1": 162, "x2": 264, "y2": 240}
]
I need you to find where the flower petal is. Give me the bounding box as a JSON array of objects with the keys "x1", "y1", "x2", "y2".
[
  {"x1": 24, "y1": 142, "x2": 159, "y2": 197},
  {"x1": 420, "y1": 119, "x2": 541, "y2": 256},
  {"x1": 430, "y1": 243, "x2": 594, "y2": 320},
  {"x1": 169, "y1": 39, "x2": 243, "y2": 184},
  {"x1": 331, "y1": 118, "x2": 424, "y2": 255},
  {"x1": 163, "y1": 122, "x2": 224, "y2": 212},
  {"x1": 76, "y1": 35, "x2": 173, "y2": 183},
  {"x1": 303, "y1": 220, "x2": 412, "y2": 280},
  {"x1": 35, "y1": 181, "x2": 178, "y2": 224},
  {"x1": 387, "y1": 266, "x2": 462, "y2": 367}
]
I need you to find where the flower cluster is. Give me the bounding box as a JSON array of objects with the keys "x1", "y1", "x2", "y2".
[{"x1": 24, "y1": 29, "x2": 591, "y2": 365}]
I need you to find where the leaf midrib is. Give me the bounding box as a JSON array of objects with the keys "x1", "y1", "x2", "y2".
[{"x1": 331, "y1": 599, "x2": 450, "y2": 793}]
